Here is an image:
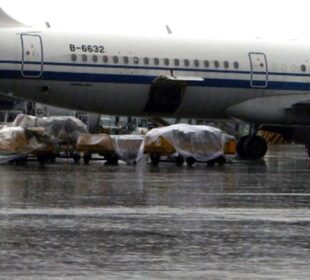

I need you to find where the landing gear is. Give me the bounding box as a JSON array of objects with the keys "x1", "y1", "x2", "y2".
[{"x1": 237, "y1": 135, "x2": 267, "y2": 160}]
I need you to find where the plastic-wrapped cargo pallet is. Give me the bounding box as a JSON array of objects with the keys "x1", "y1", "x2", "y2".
[
  {"x1": 12, "y1": 114, "x2": 87, "y2": 144},
  {"x1": 111, "y1": 135, "x2": 144, "y2": 164},
  {"x1": 76, "y1": 134, "x2": 144, "y2": 164},
  {"x1": 76, "y1": 133, "x2": 114, "y2": 153},
  {"x1": 138, "y1": 124, "x2": 230, "y2": 165},
  {"x1": 0, "y1": 114, "x2": 88, "y2": 164},
  {"x1": 0, "y1": 126, "x2": 47, "y2": 162}
]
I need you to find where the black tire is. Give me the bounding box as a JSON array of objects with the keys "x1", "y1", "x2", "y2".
[
  {"x1": 236, "y1": 135, "x2": 249, "y2": 159},
  {"x1": 72, "y1": 153, "x2": 81, "y2": 164},
  {"x1": 216, "y1": 155, "x2": 226, "y2": 166},
  {"x1": 37, "y1": 153, "x2": 48, "y2": 166},
  {"x1": 11, "y1": 156, "x2": 28, "y2": 166},
  {"x1": 105, "y1": 153, "x2": 119, "y2": 165},
  {"x1": 237, "y1": 135, "x2": 267, "y2": 160},
  {"x1": 186, "y1": 157, "x2": 196, "y2": 167},
  {"x1": 175, "y1": 155, "x2": 184, "y2": 167},
  {"x1": 49, "y1": 153, "x2": 57, "y2": 163},
  {"x1": 244, "y1": 135, "x2": 268, "y2": 160},
  {"x1": 206, "y1": 159, "x2": 216, "y2": 167},
  {"x1": 150, "y1": 153, "x2": 160, "y2": 166},
  {"x1": 83, "y1": 153, "x2": 92, "y2": 165}
]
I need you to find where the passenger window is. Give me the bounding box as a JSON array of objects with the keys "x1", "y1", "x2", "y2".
[
  {"x1": 143, "y1": 57, "x2": 149, "y2": 65},
  {"x1": 123, "y1": 56, "x2": 129, "y2": 64},
  {"x1": 103, "y1": 55, "x2": 109, "y2": 63},
  {"x1": 133, "y1": 57, "x2": 139, "y2": 64},
  {"x1": 301, "y1": 64, "x2": 307, "y2": 72},
  {"x1": 154, "y1": 58, "x2": 160, "y2": 65},
  {"x1": 214, "y1": 60, "x2": 219, "y2": 68},
  {"x1": 184, "y1": 59, "x2": 190, "y2": 67},
  {"x1": 164, "y1": 58, "x2": 170, "y2": 66},
  {"x1": 82, "y1": 54, "x2": 87, "y2": 62},
  {"x1": 113, "y1": 56, "x2": 119, "y2": 63},
  {"x1": 233, "y1": 61, "x2": 239, "y2": 69},
  {"x1": 92, "y1": 55, "x2": 98, "y2": 63},
  {"x1": 71, "y1": 54, "x2": 77, "y2": 62},
  {"x1": 204, "y1": 60, "x2": 210, "y2": 68},
  {"x1": 224, "y1": 61, "x2": 229, "y2": 69},
  {"x1": 174, "y1": 59, "x2": 180, "y2": 66},
  {"x1": 281, "y1": 64, "x2": 288, "y2": 71}
]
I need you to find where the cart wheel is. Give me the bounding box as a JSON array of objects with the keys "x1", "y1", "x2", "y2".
[
  {"x1": 72, "y1": 153, "x2": 81, "y2": 164},
  {"x1": 206, "y1": 159, "x2": 216, "y2": 167},
  {"x1": 49, "y1": 153, "x2": 57, "y2": 163},
  {"x1": 175, "y1": 155, "x2": 184, "y2": 167},
  {"x1": 186, "y1": 157, "x2": 196, "y2": 167},
  {"x1": 9, "y1": 157, "x2": 27, "y2": 166},
  {"x1": 18, "y1": 156, "x2": 28, "y2": 165},
  {"x1": 83, "y1": 153, "x2": 92, "y2": 165},
  {"x1": 37, "y1": 153, "x2": 48, "y2": 166},
  {"x1": 150, "y1": 154, "x2": 160, "y2": 166},
  {"x1": 105, "y1": 153, "x2": 119, "y2": 165},
  {"x1": 216, "y1": 155, "x2": 226, "y2": 166}
]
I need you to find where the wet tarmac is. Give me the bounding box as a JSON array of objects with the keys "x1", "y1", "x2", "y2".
[{"x1": 0, "y1": 145, "x2": 310, "y2": 279}]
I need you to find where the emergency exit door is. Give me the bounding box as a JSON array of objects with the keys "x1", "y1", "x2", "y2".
[
  {"x1": 249, "y1": 52, "x2": 268, "y2": 88},
  {"x1": 21, "y1": 34, "x2": 43, "y2": 78}
]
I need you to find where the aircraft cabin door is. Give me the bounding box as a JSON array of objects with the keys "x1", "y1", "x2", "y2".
[
  {"x1": 249, "y1": 52, "x2": 268, "y2": 88},
  {"x1": 21, "y1": 34, "x2": 43, "y2": 78}
]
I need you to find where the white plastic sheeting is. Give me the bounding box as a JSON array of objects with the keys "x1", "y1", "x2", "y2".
[
  {"x1": 111, "y1": 135, "x2": 144, "y2": 164},
  {"x1": 138, "y1": 124, "x2": 226, "y2": 162},
  {"x1": 0, "y1": 126, "x2": 47, "y2": 162},
  {"x1": 12, "y1": 114, "x2": 88, "y2": 144},
  {"x1": 0, "y1": 114, "x2": 88, "y2": 163}
]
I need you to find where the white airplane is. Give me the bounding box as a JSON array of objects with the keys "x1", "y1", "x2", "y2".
[{"x1": 1, "y1": 7, "x2": 310, "y2": 159}]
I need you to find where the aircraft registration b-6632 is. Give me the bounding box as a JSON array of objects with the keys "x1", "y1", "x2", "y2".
[{"x1": 1, "y1": 7, "x2": 310, "y2": 160}]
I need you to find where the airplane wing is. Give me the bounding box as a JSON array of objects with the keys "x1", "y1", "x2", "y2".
[{"x1": 0, "y1": 7, "x2": 28, "y2": 27}]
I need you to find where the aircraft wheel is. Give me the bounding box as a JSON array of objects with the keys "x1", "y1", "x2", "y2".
[
  {"x1": 236, "y1": 135, "x2": 249, "y2": 159},
  {"x1": 237, "y1": 135, "x2": 267, "y2": 160},
  {"x1": 244, "y1": 135, "x2": 267, "y2": 159}
]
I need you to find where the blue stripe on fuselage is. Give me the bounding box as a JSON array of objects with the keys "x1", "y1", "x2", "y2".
[
  {"x1": 2, "y1": 59, "x2": 310, "y2": 77},
  {"x1": 1, "y1": 60, "x2": 310, "y2": 91}
]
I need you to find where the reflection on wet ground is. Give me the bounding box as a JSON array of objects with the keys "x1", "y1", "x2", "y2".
[{"x1": 0, "y1": 145, "x2": 310, "y2": 279}]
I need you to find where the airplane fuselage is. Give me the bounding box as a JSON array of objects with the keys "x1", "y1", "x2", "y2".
[{"x1": 1, "y1": 28, "x2": 310, "y2": 125}]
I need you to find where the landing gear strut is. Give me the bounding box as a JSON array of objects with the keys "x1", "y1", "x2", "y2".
[{"x1": 237, "y1": 125, "x2": 268, "y2": 160}]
